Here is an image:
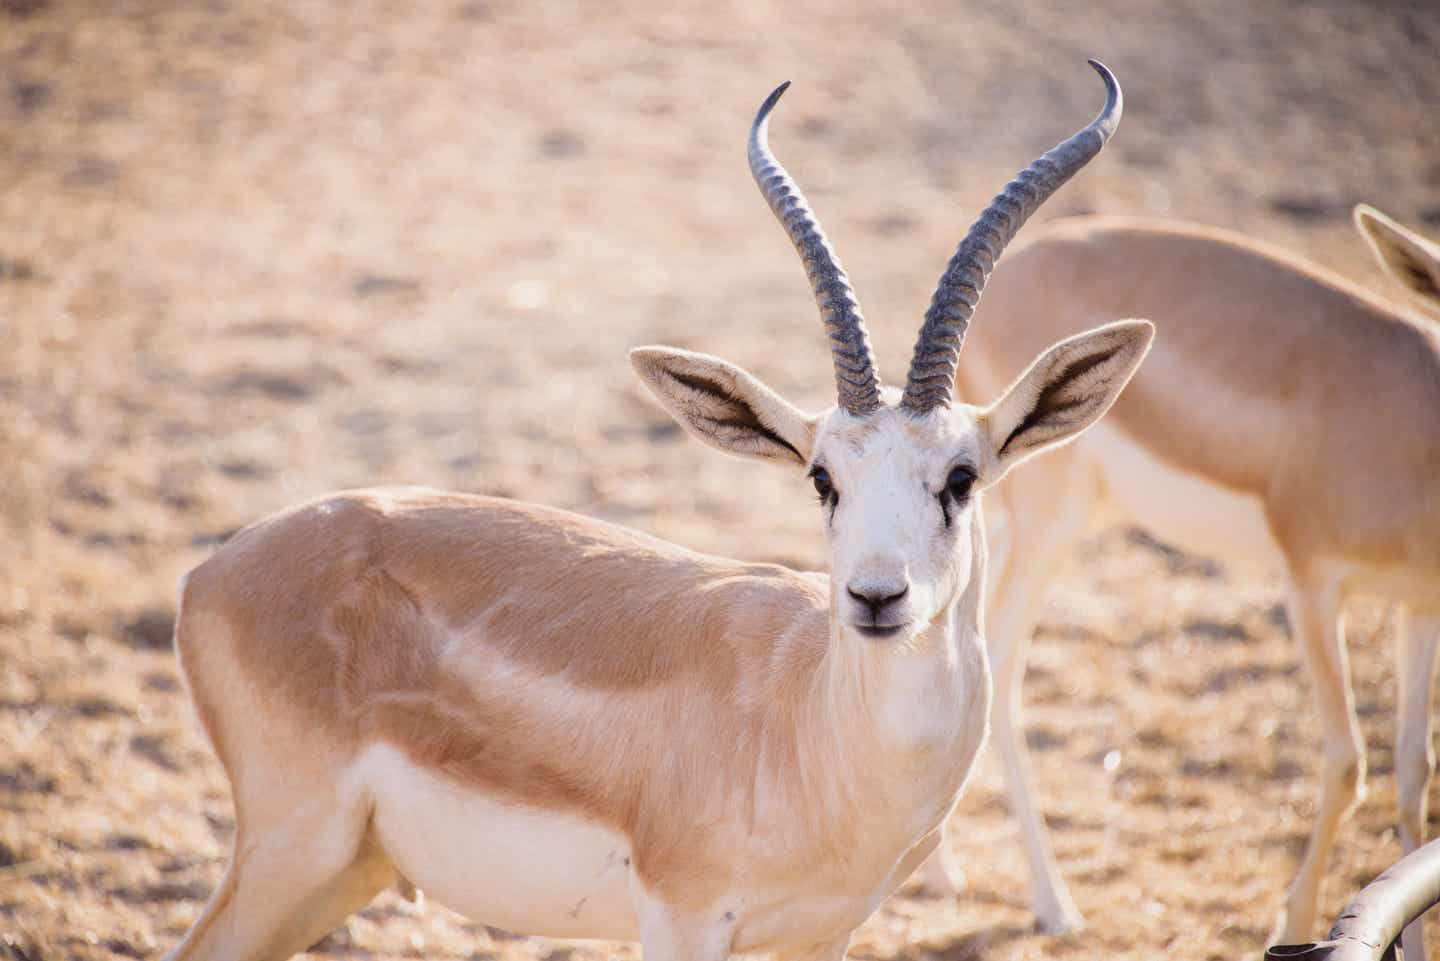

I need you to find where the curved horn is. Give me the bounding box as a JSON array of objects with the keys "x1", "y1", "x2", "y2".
[
  {"x1": 749, "y1": 82, "x2": 883, "y2": 416},
  {"x1": 901, "y1": 60, "x2": 1123, "y2": 413}
]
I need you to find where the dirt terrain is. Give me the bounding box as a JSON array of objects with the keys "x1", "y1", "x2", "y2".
[{"x1": 3, "y1": 1, "x2": 1440, "y2": 959}]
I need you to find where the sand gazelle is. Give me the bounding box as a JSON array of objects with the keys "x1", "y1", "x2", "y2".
[
  {"x1": 164, "y1": 62, "x2": 1151, "y2": 961},
  {"x1": 916, "y1": 208, "x2": 1440, "y2": 952}
]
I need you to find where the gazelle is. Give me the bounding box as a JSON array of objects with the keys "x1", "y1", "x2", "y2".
[
  {"x1": 164, "y1": 62, "x2": 1152, "y2": 961},
  {"x1": 918, "y1": 207, "x2": 1440, "y2": 956}
]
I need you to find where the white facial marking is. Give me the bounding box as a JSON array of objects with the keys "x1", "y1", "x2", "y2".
[{"x1": 808, "y1": 400, "x2": 984, "y2": 643}]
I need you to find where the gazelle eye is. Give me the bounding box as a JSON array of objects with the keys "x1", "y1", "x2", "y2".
[
  {"x1": 946, "y1": 465, "x2": 976, "y2": 502},
  {"x1": 937, "y1": 465, "x2": 975, "y2": 529},
  {"x1": 810, "y1": 466, "x2": 835, "y2": 503}
]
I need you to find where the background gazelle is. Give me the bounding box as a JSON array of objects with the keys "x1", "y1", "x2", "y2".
[
  {"x1": 164, "y1": 62, "x2": 1151, "y2": 961},
  {"x1": 919, "y1": 208, "x2": 1440, "y2": 956}
]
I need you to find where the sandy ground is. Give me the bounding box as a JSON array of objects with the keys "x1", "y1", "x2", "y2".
[{"x1": 3, "y1": 1, "x2": 1440, "y2": 959}]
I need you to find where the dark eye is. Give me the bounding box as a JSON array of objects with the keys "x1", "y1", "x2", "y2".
[
  {"x1": 945, "y1": 465, "x2": 975, "y2": 503},
  {"x1": 810, "y1": 466, "x2": 835, "y2": 503}
]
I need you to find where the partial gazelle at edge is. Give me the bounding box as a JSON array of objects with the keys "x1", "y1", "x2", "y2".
[
  {"x1": 918, "y1": 205, "x2": 1440, "y2": 953},
  {"x1": 164, "y1": 62, "x2": 1152, "y2": 961}
]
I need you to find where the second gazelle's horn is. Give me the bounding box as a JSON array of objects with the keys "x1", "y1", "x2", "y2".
[
  {"x1": 749, "y1": 82, "x2": 883, "y2": 416},
  {"x1": 901, "y1": 60, "x2": 1123, "y2": 413}
]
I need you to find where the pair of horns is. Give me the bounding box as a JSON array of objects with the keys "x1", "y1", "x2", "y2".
[{"x1": 747, "y1": 60, "x2": 1122, "y2": 415}]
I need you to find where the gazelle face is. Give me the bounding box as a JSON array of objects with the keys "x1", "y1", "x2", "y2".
[
  {"x1": 807, "y1": 400, "x2": 984, "y2": 641},
  {"x1": 634, "y1": 63, "x2": 1151, "y2": 647}
]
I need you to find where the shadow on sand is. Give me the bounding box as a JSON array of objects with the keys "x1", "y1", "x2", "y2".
[{"x1": 888, "y1": 923, "x2": 1033, "y2": 961}]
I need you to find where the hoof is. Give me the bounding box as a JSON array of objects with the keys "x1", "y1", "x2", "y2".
[
  {"x1": 912, "y1": 851, "x2": 965, "y2": 898},
  {"x1": 1267, "y1": 908, "x2": 1309, "y2": 955},
  {"x1": 1033, "y1": 902, "x2": 1084, "y2": 935}
]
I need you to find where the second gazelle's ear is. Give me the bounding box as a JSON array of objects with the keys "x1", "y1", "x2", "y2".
[
  {"x1": 1355, "y1": 205, "x2": 1440, "y2": 308},
  {"x1": 979, "y1": 320, "x2": 1154, "y2": 482},
  {"x1": 630, "y1": 346, "x2": 818, "y2": 466}
]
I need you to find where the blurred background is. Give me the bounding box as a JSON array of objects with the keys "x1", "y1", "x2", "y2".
[{"x1": 2, "y1": 1, "x2": 1439, "y2": 959}]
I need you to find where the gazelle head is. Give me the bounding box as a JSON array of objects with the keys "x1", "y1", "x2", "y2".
[
  {"x1": 634, "y1": 62, "x2": 1153, "y2": 645},
  {"x1": 1355, "y1": 204, "x2": 1440, "y2": 317}
]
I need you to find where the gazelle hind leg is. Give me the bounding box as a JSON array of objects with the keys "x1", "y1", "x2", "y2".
[
  {"x1": 1278, "y1": 570, "x2": 1363, "y2": 944},
  {"x1": 1393, "y1": 607, "x2": 1440, "y2": 961},
  {"x1": 164, "y1": 786, "x2": 394, "y2": 961},
  {"x1": 985, "y1": 447, "x2": 1096, "y2": 933}
]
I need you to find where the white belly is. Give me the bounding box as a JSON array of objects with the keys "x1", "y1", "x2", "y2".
[
  {"x1": 1083, "y1": 424, "x2": 1284, "y2": 568},
  {"x1": 360, "y1": 746, "x2": 639, "y2": 941},
  {"x1": 357, "y1": 745, "x2": 938, "y2": 953}
]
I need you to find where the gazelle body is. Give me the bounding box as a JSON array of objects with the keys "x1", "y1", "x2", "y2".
[
  {"x1": 172, "y1": 486, "x2": 990, "y2": 958},
  {"x1": 163, "y1": 63, "x2": 1154, "y2": 961},
  {"x1": 921, "y1": 209, "x2": 1440, "y2": 955}
]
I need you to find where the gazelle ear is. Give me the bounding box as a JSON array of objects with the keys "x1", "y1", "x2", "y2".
[
  {"x1": 980, "y1": 320, "x2": 1153, "y2": 482},
  {"x1": 630, "y1": 346, "x2": 818, "y2": 466},
  {"x1": 1355, "y1": 205, "x2": 1440, "y2": 307}
]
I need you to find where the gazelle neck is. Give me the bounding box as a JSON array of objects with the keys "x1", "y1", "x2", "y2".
[
  {"x1": 761, "y1": 519, "x2": 989, "y2": 882},
  {"x1": 819, "y1": 514, "x2": 991, "y2": 763}
]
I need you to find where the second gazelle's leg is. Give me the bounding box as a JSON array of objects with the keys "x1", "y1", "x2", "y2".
[
  {"x1": 989, "y1": 450, "x2": 1095, "y2": 933},
  {"x1": 1395, "y1": 606, "x2": 1440, "y2": 851},
  {"x1": 1280, "y1": 569, "x2": 1364, "y2": 944},
  {"x1": 1393, "y1": 606, "x2": 1440, "y2": 961}
]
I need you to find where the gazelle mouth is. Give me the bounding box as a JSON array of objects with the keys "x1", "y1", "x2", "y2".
[{"x1": 854, "y1": 623, "x2": 908, "y2": 639}]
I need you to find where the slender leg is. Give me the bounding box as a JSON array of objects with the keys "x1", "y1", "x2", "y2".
[
  {"x1": 915, "y1": 838, "x2": 965, "y2": 897},
  {"x1": 637, "y1": 898, "x2": 739, "y2": 961},
  {"x1": 987, "y1": 453, "x2": 1092, "y2": 933},
  {"x1": 1280, "y1": 572, "x2": 1364, "y2": 944},
  {"x1": 1394, "y1": 607, "x2": 1440, "y2": 961},
  {"x1": 164, "y1": 823, "x2": 393, "y2": 961},
  {"x1": 163, "y1": 735, "x2": 393, "y2": 961}
]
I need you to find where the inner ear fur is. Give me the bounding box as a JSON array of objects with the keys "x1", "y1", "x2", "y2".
[
  {"x1": 1356, "y1": 204, "x2": 1440, "y2": 306},
  {"x1": 981, "y1": 319, "x2": 1154, "y2": 477},
  {"x1": 630, "y1": 346, "x2": 817, "y2": 466}
]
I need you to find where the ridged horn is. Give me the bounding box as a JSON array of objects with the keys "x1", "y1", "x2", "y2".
[
  {"x1": 749, "y1": 82, "x2": 883, "y2": 416},
  {"x1": 901, "y1": 60, "x2": 1123, "y2": 413}
]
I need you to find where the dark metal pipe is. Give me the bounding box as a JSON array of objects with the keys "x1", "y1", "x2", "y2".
[{"x1": 1267, "y1": 839, "x2": 1440, "y2": 961}]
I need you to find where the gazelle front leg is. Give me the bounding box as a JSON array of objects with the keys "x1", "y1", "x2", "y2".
[
  {"x1": 636, "y1": 896, "x2": 740, "y2": 961},
  {"x1": 1393, "y1": 607, "x2": 1440, "y2": 961},
  {"x1": 1280, "y1": 570, "x2": 1364, "y2": 944}
]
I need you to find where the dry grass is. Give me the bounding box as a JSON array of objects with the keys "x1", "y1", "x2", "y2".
[{"x1": 2, "y1": 1, "x2": 1439, "y2": 959}]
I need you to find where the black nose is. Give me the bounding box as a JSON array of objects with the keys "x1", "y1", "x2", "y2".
[{"x1": 847, "y1": 584, "x2": 909, "y2": 616}]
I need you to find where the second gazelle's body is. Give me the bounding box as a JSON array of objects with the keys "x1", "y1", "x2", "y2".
[
  {"x1": 922, "y1": 209, "x2": 1440, "y2": 956},
  {"x1": 163, "y1": 63, "x2": 1152, "y2": 961}
]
